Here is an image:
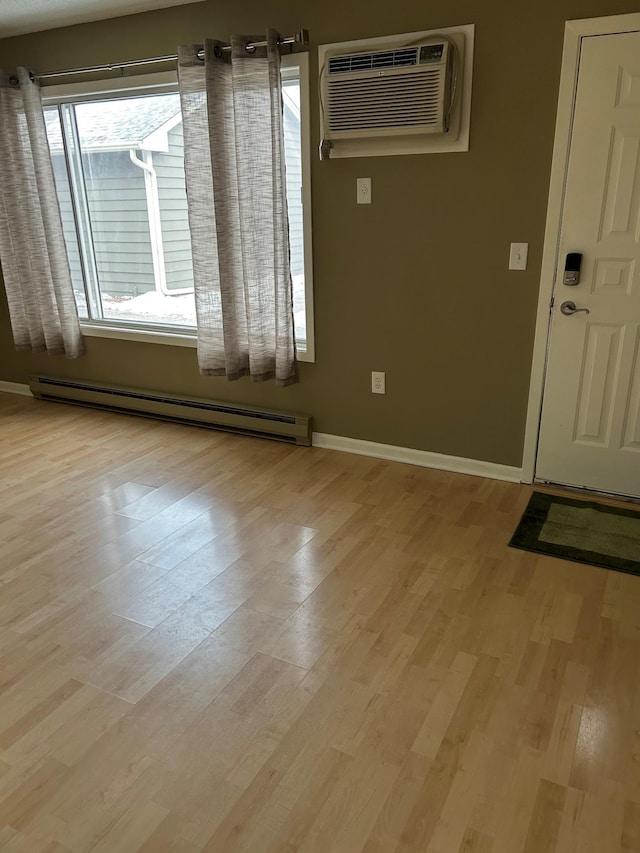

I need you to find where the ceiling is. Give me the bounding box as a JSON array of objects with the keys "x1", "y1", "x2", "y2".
[{"x1": 0, "y1": 0, "x2": 204, "y2": 39}]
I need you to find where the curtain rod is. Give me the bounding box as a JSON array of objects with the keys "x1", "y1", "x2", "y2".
[{"x1": 29, "y1": 28, "x2": 309, "y2": 82}]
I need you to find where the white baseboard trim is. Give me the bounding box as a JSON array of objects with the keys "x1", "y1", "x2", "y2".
[
  {"x1": 0, "y1": 387, "x2": 522, "y2": 482},
  {"x1": 0, "y1": 381, "x2": 32, "y2": 397},
  {"x1": 312, "y1": 432, "x2": 523, "y2": 483}
]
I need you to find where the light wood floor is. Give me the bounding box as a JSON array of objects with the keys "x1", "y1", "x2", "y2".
[{"x1": 0, "y1": 392, "x2": 639, "y2": 853}]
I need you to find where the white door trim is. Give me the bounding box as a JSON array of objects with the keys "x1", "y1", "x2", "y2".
[{"x1": 522, "y1": 12, "x2": 640, "y2": 484}]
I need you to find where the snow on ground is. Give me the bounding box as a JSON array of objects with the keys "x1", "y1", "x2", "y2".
[
  {"x1": 76, "y1": 274, "x2": 307, "y2": 339},
  {"x1": 101, "y1": 290, "x2": 197, "y2": 326}
]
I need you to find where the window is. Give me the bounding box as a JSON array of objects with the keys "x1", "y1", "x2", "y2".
[{"x1": 43, "y1": 57, "x2": 314, "y2": 360}]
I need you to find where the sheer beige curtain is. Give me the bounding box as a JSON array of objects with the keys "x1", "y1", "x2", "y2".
[
  {"x1": 0, "y1": 69, "x2": 84, "y2": 358},
  {"x1": 177, "y1": 31, "x2": 298, "y2": 386}
]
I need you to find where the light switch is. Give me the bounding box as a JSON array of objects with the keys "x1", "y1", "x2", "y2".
[
  {"x1": 509, "y1": 242, "x2": 528, "y2": 270},
  {"x1": 357, "y1": 177, "x2": 371, "y2": 205}
]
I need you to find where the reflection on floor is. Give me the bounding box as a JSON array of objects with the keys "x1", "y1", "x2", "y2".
[{"x1": 0, "y1": 392, "x2": 638, "y2": 852}]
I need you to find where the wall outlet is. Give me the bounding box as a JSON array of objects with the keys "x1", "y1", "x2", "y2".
[
  {"x1": 357, "y1": 177, "x2": 372, "y2": 204},
  {"x1": 371, "y1": 371, "x2": 385, "y2": 394}
]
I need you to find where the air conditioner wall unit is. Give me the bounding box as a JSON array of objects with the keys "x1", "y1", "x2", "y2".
[
  {"x1": 324, "y1": 41, "x2": 453, "y2": 140},
  {"x1": 318, "y1": 25, "x2": 474, "y2": 159}
]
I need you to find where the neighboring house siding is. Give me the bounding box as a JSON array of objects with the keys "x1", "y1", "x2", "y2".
[
  {"x1": 154, "y1": 124, "x2": 194, "y2": 292},
  {"x1": 51, "y1": 156, "x2": 84, "y2": 296},
  {"x1": 51, "y1": 150, "x2": 155, "y2": 299},
  {"x1": 83, "y1": 151, "x2": 155, "y2": 297},
  {"x1": 50, "y1": 107, "x2": 301, "y2": 303}
]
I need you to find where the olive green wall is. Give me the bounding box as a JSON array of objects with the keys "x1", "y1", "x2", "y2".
[{"x1": 0, "y1": 0, "x2": 635, "y2": 466}]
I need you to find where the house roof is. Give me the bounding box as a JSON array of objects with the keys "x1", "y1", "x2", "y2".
[
  {"x1": 45, "y1": 90, "x2": 300, "y2": 154},
  {"x1": 45, "y1": 93, "x2": 182, "y2": 152}
]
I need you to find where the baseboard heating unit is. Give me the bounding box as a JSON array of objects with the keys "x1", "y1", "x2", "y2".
[{"x1": 29, "y1": 376, "x2": 312, "y2": 446}]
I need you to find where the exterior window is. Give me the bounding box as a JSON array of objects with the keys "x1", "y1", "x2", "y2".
[
  {"x1": 46, "y1": 93, "x2": 196, "y2": 328},
  {"x1": 44, "y1": 60, "x2": 313, "y2": 358}
]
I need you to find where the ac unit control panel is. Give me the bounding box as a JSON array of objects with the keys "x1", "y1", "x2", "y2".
[{"x1": 420, "y1": 44, "x2": 444, "y2": 63}]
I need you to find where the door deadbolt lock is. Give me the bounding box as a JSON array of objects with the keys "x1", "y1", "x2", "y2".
[{"x1": 563, "y1": 252, "x2": 583, "y2": 285}]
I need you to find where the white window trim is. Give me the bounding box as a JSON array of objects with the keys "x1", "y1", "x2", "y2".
[
  {"x1": 79, "y1": 321, "x2": 198, "y2": 348},
  {"x1": 42, "y1": 59, "x2": 315, "y2": 363},
  {"x1": 281, "y1": 52, "x2": 314, "y2": 362}
]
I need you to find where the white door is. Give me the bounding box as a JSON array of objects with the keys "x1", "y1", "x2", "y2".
[{"x1": 536, "y1": 30, "x2": 640, "y2": 498}]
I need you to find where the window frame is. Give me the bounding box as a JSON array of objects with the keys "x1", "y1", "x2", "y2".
[{"x1": 42, "y1": 54, "x2": 315, "y2": 362}]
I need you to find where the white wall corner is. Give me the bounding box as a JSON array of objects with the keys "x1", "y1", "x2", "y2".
[{"x1": 312, "y1": 432, "x2": 523, "y2": 483}]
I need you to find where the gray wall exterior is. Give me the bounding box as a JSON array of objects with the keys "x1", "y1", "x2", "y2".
[
  {"x1": 52, "y1": 149, "x2": 155, "y2": 299},
  {"x1": 155, "y1": 123, "x2": 194, "y2": 292},
  {"x1": 52, "y1": 114, "x2": 300, "y2": 297},
  {"x1": 85, "y1": 150, "x2": 155, "y2": 296},
  {"x1": 51, "y1": 155, "x2": 84, "y2": 299}
]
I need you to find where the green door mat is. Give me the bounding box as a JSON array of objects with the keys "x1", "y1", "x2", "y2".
[{"x1": 509, "y1": 491, "x2": 640, "y2": 575}]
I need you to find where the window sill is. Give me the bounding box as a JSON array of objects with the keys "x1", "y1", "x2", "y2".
[{"x1": 80, "y1": 323, "x2": 314, "y2": 362}]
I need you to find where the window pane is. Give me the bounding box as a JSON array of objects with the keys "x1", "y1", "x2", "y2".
[
  {"x1": 48, "y1": 93, "x2": 197, "y2": 328},
  {"x1": 45, "y1": 106, "x2": 88, "y2": 318},
  {"x1": 46, "y1": 78, "x2": 309, "y2": 347},
  {"x1": 282, "y1": 78, "x2": 306, "y2": 344}
]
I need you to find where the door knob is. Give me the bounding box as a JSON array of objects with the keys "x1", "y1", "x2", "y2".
[{"x1": 560, "y1": 300, "x2": 590, "y2": 316}]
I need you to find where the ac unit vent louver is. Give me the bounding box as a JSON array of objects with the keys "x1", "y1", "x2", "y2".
[
  {"x1": 322, "y1": 38, "x2": 453, "y2": 143},
  {"x1": 328, "y1": 68, "x2": 443, "y2": 132},
  {"x1": 328, "y1": 47, "x2": 419, "y2": 75},
  {"x1": 29, "y1": 376, "x2": 311, "y2": 445}
]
